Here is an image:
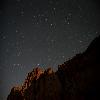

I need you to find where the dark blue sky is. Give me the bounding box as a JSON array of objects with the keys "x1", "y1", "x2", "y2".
[{"x1": 0, "y1": 0, "x2": 100, "y2": 99}]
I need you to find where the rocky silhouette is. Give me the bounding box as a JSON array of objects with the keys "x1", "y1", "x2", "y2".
[{"x1": 7, "y1": 36, "x2": 100, "y2": 100}]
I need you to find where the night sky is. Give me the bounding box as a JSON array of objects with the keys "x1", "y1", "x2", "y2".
[{"x1": 0, "y1": 0, "x2": 100, "y2": 99}]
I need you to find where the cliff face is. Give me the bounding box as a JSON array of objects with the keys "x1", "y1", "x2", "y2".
[{"x1": 7, "y1": 36, "x2": 100, "y2": 100}]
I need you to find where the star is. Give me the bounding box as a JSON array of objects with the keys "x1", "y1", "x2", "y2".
[
  {"x1": 21, "y1": 11, "x2": 24, "y2": 16},
  {"x1": 21, "y1": 35, "x2": 25, "y2": 39},
  {"x1": 37, "y1": 64, "x2": 40, "y2": 66},
  {"x1": 51, "y1": 39, "x2": 54, "y2": 42},
  {"x1": 2, "y1": 36, "x2": 6, "y2": 40},
  {"x1": 62, "y1": 56, "x2": 65, "y2": 58},
  {"x1": 50, "y1": 23, "x2": 53, "y2": 26},
  {"x1": 53, "y1": 7, "x2": 56, "y2": 11},
  {"x1": 45, "y1": 18, "x2": 48, "y2": 22},
  {"x1": 67, "y1": 22, "x2": 70, "y2": 24},
  {"x1": 17, "y1": 64, "x2": 20, "y2": 66},
  {"x1": 16, "y1": 30, "x2": 19, "y2": 33},
  {"x1": 79, "y1": 40, "x2": 83, "y2": 43},
  {"x1": 17, "y1": 52, "x2": 21, "y2": 56}
]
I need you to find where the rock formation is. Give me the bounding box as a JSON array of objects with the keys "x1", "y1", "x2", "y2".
[{"x1": 7, "y1": 36, "x2": 100, "y2": 100}]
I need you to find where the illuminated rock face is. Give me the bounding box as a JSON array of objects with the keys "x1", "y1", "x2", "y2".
[{"x1": 7, "y1": 36, "x2": 100, "y2": 100}]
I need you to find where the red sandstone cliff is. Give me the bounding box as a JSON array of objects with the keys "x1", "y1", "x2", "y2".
[{"x1": 7, "y1": 36, "x2": 100, "y2": 100}]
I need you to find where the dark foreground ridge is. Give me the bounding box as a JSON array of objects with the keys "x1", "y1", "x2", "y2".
[{"x1": 7, "y1": 36, "x2": 100, "y2": 100}]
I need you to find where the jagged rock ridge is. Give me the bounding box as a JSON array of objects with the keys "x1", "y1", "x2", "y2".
[{"x1": 7, "y1": 36, "x2": 100, "y2": 100}]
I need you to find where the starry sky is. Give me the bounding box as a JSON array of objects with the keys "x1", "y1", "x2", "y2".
[{"x1": 0, "y1": 0, "x2": 100, "y2": 99}]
